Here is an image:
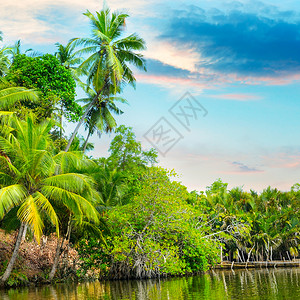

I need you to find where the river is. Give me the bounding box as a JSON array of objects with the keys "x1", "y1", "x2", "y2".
[{"x1": 1, "y1": 268, "x2": 299, "y2": 299}]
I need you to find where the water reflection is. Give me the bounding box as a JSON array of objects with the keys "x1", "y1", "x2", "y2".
[{"x1": 1, "y1": 268, "x2": 299, "y2": 300}]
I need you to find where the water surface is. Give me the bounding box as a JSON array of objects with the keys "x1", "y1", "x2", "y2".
[{"x1": 1, "y1": 268, "x2": 299, "y2": 300}]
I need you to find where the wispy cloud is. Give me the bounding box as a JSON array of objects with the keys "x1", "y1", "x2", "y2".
[
  {"x1": 230, "y1": 161, "x2": 264, "y2": 173},
  {"x1": 209, "y1": 93, "x2": 262, "y2": 101},
  {"x1": 145, "y1": 40, "x2": 201, "y2": 73},
  {"x1": 135, "y1": 74, "x2": 208, "y2": 93},
  {"x1": 0, "y1": 0, "x2": 152, "y2": 44},
  {"x1": 262, "y1": 149, "x2": 300, "y2": 169}
]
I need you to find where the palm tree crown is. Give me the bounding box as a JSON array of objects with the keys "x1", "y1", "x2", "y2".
[{"x1": 72, "y1": 7, "x2": 146, "y2": 92}]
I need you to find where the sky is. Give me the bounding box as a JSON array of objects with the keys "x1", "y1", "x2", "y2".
[{"x1": 1, "y1": 0, "x2": 300, "y2": 192}]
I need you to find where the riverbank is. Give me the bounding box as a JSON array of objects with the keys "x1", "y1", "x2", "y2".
[
  {"x1": 216, "y1": 260, "x2": 300, "y2": 269},
  {"x1": 0, "y1": 229, "x2": 78, "y2": 286},
  {"x1": 1, "y1": 228, "x2": 300, "y2": 288}
]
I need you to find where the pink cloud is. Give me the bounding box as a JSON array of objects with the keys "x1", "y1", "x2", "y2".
[
  {"x1": 209, "y1": 93, "x2": 262, "y2": 101},
  {"x1": 137, "y1": 68, "x2": 300, "y2": 92},
  {"x1": 135, "y1": 74, "x2": 209, "y2": 90},
  {"x1": 227, "y1": 72, "x2": 300, "y2": 86},
  {"x1": 262, "y1": 152, "x2": 300, "y2": 169}
]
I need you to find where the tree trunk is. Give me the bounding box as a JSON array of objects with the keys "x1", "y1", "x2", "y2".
[
  {"x1": 1, "y1": 222, "x2": 27, "y2": 283},
  {"x1": 82, "y1": 130, "x2": 91, "y2": 154},
  {"x1": 21, "y1": 223, "x2": 28, "y2": 242},
  {"x1": 220, "y1": 246, "x2": 223, "y2": 262},
  {"x1": 49, "y1": 236, "x2": 64, "y2": 281},
  {"x1": 64, "y1": 96, "x2": 98, "y2": 152},
  {"x1": 49, "y1": 215, "x2": 72, "y2": 281},
  {"x1": 60, "y1": 101, "x2": 63, "y2": 140},
  {"x1": 247, "y1": 245, "x2": 255, "y2": 263}
]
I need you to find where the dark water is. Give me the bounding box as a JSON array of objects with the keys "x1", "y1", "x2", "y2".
[{"x1": 1, "y1": 268, "x2": 300, "y2": 300}]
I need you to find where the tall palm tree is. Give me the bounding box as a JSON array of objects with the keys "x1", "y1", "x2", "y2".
[
  {"x1": 78, "y1": 85, "x2": 126, "y2": 153},
  {"x1": 65, "y1": 6, "x2": 146, "y2": 151},
  {"x1": 0, "y1": 115, "x2": 99, "y2": 284},
  {"x1": 55, "y1": 42, "x2": 83, "y2": 139}
]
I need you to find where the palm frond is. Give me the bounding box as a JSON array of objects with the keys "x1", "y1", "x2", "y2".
[
  {"x1": 0, "y1": 184, "x2": 27, "y2": 219},
  {"x1": 34, "y1": 191, "x2": 59, "y2": 236},
  {"x1": 0, "y1": 87, "x2": 39, "y2": 110},
  {"x1": 41, "y1": 185, "x2": 99, "y2": 223},
  {"x1": 18, "y1": 195, "x2": 43, "y2": 241}
]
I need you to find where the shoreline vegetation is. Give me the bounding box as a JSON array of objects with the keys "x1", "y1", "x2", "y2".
[{"x1": 0, "y1": 4, "x2": 299, "y2": 288}]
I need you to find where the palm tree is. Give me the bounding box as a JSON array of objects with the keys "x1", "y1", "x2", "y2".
[
  {"x1": 55, "y1": 41, "x2": 83, "y2": 71},
  {"x1": 48, "y1": 150, "x2": 101, "y2": 280},
  {"x1": 0, "y1": 47, "x2": 10, "y2": 77},
  {"x1": 55, "y1": 42, "x2": 83, "y2": 139},
  {"x1": 94, "y1": 166, "x2": 127, "y2": 208},
  {"x1": 64, "y1": 6, "x2": 146, "y2": 151},
  {"x1": 78, "y1": 85, "x2": 126, "y2": 153},
  {"x1": 0, "y1": 32, "x2": 10, "y2": 77},
  {"x1": 0, "y1": 115, "x2": 99, "y2": 284},
  {"x1": 6, "y1": 40, "x2": 39, "y2": 59}
]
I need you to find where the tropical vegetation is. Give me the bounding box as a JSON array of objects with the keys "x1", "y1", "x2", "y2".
[{"x1": 0, "y1": 5, "x2": 298, "y2": 288}]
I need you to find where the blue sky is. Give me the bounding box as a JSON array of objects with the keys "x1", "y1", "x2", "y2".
[{"x1": 1, "y1": 0, "x2": 300, "y2": 191}]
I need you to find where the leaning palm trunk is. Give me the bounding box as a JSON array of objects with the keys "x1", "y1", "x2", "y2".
[
  {"x1": 65, "y1": 96, "x2": 97, "y2": 152},
  {"x1": 82, "y1": 130, "x2": 91, "y2": 153},
  {"x1": 0, "y1": 222, "x2": 27, "y2": 284}
]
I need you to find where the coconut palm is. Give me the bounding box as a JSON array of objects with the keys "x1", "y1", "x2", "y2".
[
  {"x1": 55, "y1": 42, "x2": 83, "y2": 139},
  {"x1": 0, "y1": 47, "x2": 10, "y2": 77},
  {"x1": 0, "y1": 115, "x2": 99, "y2": 284},
  {"x1": 48, "y1": 150, "x2": 101, "y2": 280},
  {"x1": 6, "y1": 40, "x2": 40, "y2": 60},
  {"x1": 55, "y1": 41, "x2": 83, "y2": 86},
  {"x1": 95, "y1": 166, "x2": 127, "y2": 208},
  {"x1": 65, "y1": 6, "x2": 146, "y2": 151},
  {"x1": 55, "y1": 41, "x2": 83, "y2": 70},
  {"x1": 0, "y1": 32, "x2": 10, "y2": 77},
  {"x1": 78, "y1": 85, "x2": 126, "y2": 153}
]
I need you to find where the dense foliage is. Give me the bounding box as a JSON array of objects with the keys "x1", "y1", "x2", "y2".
[
  {"x1": 6, "y1": 54, "x2": 81, "y2": 122},
  {"x1": 0, "y1": 5, "x2": 298, "y2": 286},
  {"x1": 78, "y1": 168, "x2": 220, "y2": 279}
]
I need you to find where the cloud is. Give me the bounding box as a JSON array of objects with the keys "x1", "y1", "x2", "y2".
[
  {"x1": 262, "y1": 149, "x2": 300, "y2": 169},
  {"x1": 161, "y1": 2, "x2": 300, "y2": 79},
  {"x1": 209, "y1": 93, "x2": 262, "y2": 101},
  {"x1": 146, "y1": 59, "x2": 191, "y2": 77},
  {"x1": 145, "y1": 40, "x2": 201, "y2": 73},
  {"x1": 135, "y1": 59, "x2": 216, "y2": 92},
  {"x1": 229, "y1": 161, "x2": 264, "y2": 173},
  {"x1": 135, "y1": 74, "x2": 210, "y2": 95},
  {"x1": 0, "y1": 0, "x2": 152, "y2": 44}
]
